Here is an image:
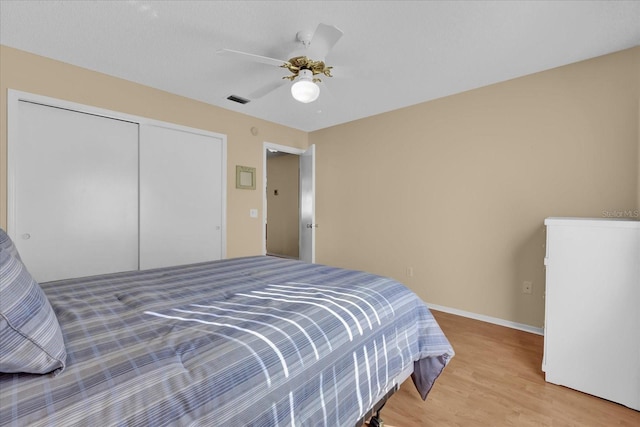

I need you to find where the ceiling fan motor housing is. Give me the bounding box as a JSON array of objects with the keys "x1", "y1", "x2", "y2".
[{"x1": 296, "y1": 30, "x2": 313, "y2": 46}]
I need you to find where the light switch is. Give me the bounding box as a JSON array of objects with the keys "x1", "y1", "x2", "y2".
[{"x1": 250, "y1": 208, "x2": 258, "y2": 218}]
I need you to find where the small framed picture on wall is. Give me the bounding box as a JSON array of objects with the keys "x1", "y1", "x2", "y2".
[{"x1": 236, "y1": 165, "x2": 256, "y2": 190}]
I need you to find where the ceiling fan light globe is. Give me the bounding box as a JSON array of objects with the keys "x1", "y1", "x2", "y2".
[{"x1": 291, "y1": 80, "x2": 320, "y2": 103}]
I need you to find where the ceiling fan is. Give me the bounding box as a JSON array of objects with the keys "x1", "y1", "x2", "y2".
[{"x1": 217, "y1": 23, "x2": 344, "y2": 103}]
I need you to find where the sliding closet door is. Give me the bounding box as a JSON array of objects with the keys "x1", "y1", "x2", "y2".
[
  {"x1": 10, "y1": 101, "x2": 139, "y2": 282},
  {"x1": 139, "y1": 124, "x2": 224, "y2": 270}
]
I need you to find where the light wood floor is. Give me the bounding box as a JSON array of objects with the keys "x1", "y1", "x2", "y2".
[{"x1": 379, "y1": 310, "x2": 640, "y2": 426}]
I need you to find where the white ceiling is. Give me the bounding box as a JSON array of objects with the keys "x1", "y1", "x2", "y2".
[{"x1": 1, "y1": 1, "x2": 639, "y2": 132}]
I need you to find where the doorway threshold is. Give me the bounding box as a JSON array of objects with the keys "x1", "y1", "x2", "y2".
[{"x1": 266, "y1": 252, "x2": 299, "y2": 260}]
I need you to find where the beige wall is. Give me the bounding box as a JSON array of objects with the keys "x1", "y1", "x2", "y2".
[
  {"x1": 310, "y1": 47, "x2": 640, "y2": 328},
  {"x1": 266, "y1": 153, "x2": 300, "y2": 258},
  {"x1": 0, "y1": 45, "x2": 308, "y2": 258}
]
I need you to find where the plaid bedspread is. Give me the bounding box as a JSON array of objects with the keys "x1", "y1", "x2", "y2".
[{"x1": 0, "y1": 256, "x2": 453, "y2": 426}]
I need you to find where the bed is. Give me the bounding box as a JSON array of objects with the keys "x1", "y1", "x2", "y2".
[{"x1": 0, "y1": 232, "x2": 454, "y2": 426}]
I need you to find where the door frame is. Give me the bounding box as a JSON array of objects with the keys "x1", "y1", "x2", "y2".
[{"x1": 262, "y1": 142, "x2": 314, "y2": 260}]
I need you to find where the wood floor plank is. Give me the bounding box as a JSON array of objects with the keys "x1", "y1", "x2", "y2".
[{"x1": 380, "y1": 310, "x2": 640, "y2": 426}]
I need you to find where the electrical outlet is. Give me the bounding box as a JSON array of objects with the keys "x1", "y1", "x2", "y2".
[
  {"x1": 522, "y1": 281, "x2": 533, "y2": 294},
  {"x1": 406, "y1": 267, "x2": 414, "y2": 277}
]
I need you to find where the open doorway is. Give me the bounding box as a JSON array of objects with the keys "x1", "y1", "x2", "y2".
[
  {"x1": 263, "y1": 142, "x2": 316, "y2": 263},
  {"x1": 265, "y1": 150, "x2": 299, "y2": 258}
]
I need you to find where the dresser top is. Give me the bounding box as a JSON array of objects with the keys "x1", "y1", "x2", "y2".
[{"x1": 545, "y1": 217, "x2": 640, "y2": 228}]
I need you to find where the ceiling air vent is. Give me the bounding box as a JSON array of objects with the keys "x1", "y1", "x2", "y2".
[{"x1": 227, "y1": 95, "x2": 250, "y2": 104}]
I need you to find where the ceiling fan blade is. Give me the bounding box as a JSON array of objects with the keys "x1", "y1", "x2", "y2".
[
  {"x1": 250, "y1": 79, "x2": 288, "y2": 99},
  {"x1": 309, "y1": 23, "x2": 343, "y2": 58},
  {"x1": 216, "y1": 48, "x2": 286, "y2": 67},
  {"x1": 329, "y1": 64, "x2": 392, "y2": 82},
  {"x1": 328, "y1": 65, "x2": 358, "y2": 80}
]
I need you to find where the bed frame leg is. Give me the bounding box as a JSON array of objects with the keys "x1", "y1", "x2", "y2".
[
  {"x1": 360, "y1": 383, "x2": 399, "y2": 427},
  {"x1": 366, "y1": 404, "x2": 385, "y2": 427}
]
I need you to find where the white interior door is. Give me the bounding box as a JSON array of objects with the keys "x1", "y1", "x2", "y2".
[
  {"x1": 299, "y1": 145, "x2": 316, "y2": 263},
  {"x1": 10, "y1": 101, "x2": 139, "y2": 282},
  {"x1": 139, "y1": 124, "x2": 224, "y2": 270}
]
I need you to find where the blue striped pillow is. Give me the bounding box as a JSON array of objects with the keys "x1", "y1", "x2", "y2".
[
  {"x1": 0, "y1": 249, "x2": 67, "y2": 375},
  {"x1": 0, "y1": 228, "x2": 22, "y2": 261}
]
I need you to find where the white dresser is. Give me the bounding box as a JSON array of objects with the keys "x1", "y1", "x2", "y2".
[{"x1": 543, "y1": 217, "x2": 640, "y2": 411}]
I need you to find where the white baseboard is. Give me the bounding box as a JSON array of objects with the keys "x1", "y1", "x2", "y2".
[{"x1": 426, "y1": 303, "x2": 544, "y2": 336}]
